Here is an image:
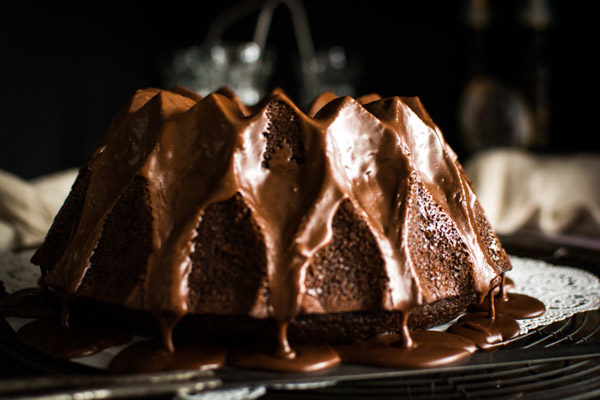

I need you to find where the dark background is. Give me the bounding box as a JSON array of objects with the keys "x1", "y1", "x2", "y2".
[{"x1": 0, "y1": 0, "x2": 596, "y2": 179}]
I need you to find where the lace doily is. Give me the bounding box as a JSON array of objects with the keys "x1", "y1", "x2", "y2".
[
  {"x1": 507, "y1": 255, "x2": 600, "y2": 334},
  {"x1": 0, "y1": 250, "x2": 39, "y2": 294}
]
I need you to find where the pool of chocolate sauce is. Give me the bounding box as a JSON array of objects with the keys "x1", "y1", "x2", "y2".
[{"x1": 0, "y1": 274, "x2": 545, "y2": 374}]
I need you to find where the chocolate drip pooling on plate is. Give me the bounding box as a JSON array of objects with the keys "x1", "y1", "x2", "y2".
[
  {"x1": 470, "y1": 273, "x2": 546, "y2": 320},
  {"x1": 108, "y1": 339, "x2": 227, "y2": 373},
  {"x1": 2, "y1": 283, "x2": 543, "y2": 372},
  {"x1": 31, "y1": 87, "x2": 520, "y2": 367}
]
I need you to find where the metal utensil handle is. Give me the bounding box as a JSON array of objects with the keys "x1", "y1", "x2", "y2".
[
  {"x1": 253, "y1": 0, "x2": 319, "y2": 92},
  {"x1": 203, "y1": 0, "x2": 264, "y2": 46}
]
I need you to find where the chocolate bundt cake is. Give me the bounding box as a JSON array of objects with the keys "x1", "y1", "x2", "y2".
[{"x1": 31, "y1": 87, "x2": 511, "y2": 356}]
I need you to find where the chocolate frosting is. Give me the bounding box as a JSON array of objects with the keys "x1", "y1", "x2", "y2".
[{"x1": 40, "y1": 87, "x2": 509, "y2": 351}]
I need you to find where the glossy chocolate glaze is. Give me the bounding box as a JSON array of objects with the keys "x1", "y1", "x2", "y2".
[
  {"x1": 228, "y1": 344, "x2": 341, "y2": 373},
  {"x1": 108, "y1": 339, "x2": 227, "y2": 373},
  {"x1": 493, "y1": 293, "x2": 546, "y2": 319},
  {"x1": 503, "y1": 276, "x2": 515, "y2": 291},
  {"x1": 447, "y1": 312, "x2": 521, "y2": 350},
  {"x1": 472, "y1": 275, "x2": 545, "y2": 319},
  {"x1": 335, "y1": 330, "x2": 477, "y2": 368},
  {"x1": 23, "y1": 87, "x2": 526, "y2": 371},
  {"x1": 448, "y1": 283, "x2": 521, "y2": 350}
]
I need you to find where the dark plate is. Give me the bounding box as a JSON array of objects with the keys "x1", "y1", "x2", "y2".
[{"x1": 1, "y1": 233, "x2": 600, "y2": 400}]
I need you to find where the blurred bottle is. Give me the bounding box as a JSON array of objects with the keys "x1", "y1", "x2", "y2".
[
  {"x1": 457, "y1": 0, "x2": 553, "y2": 156},
  {"x1": 517, "y1": 0, "x2": 554, "y2": 151}
]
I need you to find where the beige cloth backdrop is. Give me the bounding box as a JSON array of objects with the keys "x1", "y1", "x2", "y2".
[
  {"x1": 0, "y1": 168, "x2": 78, "y2": 251},
  {"x1": 465, "y1": 148, "x2": 600, "y2": 239}
]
